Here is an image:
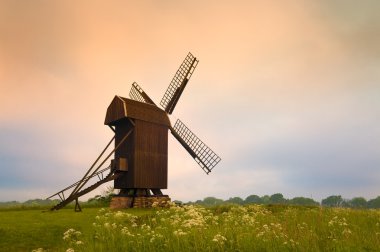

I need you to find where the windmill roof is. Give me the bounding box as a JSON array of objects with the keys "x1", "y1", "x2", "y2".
[{"x1": 104, "y1": 96, "x2": 171, "y2": 127}]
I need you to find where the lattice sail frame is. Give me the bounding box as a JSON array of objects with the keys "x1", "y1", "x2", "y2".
[
  {"x1": 172, "y1": 119, "x2": 221, "y2": 174},
  {"x1": 160, "y1": 52, "x2": 199, "y2": 114},
  {"x1": 129, "y1": 82, "x2": 156, "y2": 105}
]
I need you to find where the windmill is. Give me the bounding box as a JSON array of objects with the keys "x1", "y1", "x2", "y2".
[{"x1": 47, "y1": 52, "x2": 221, "y2": 210}]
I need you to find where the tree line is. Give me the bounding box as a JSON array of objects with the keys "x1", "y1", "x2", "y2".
[
  {"x1": 186, "y1": 194, "x2": 380, "y2": 209},
  {"x1": 1, "y1": 193, "x2": 380, "y2": 209}
]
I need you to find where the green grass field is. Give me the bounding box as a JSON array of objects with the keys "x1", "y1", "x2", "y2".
[{"x1": 0, "y1": 204, "x2": 379, "y2": 252}]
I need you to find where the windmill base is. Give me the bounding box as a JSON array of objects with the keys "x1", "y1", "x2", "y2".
[
  {"x1": 110, "y1": 189, "x2": 170, "y2": 209},
  {"x1": 110, "y1": 195, "x2": 170, "y2": 209}
]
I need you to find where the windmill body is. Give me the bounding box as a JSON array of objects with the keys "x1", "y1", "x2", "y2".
[
  {"x1": 105, "y1": 97, "x2": 169, "y2": 191},
  {"x1": 47, "y1": 53, "x2": 221, "y2": 210}
]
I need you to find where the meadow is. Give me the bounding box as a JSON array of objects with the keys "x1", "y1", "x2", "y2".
[{"x1": 0, "y1": 204, "x2": 379, "y2": 252}]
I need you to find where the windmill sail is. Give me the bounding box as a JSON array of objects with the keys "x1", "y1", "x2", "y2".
[
  {"x1": 170, "y1": 119, "x2": 221, "y2": 174},
  {"x1": 129, "y1": 82, "x2": 156, "y2": 105},
  {"x1": 160, "y1": 52, "x2": 198, "y2": 114}
]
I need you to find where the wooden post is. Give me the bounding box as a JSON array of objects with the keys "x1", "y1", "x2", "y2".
[{"x1": 75, "y1": 198, "x2": 82, "y2": 212}]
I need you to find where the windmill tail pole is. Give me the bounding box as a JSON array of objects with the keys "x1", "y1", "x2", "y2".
[
  {"x1": 69, "y1": 128, "x2": 134, "y2": 197},
  {"x1": 47, "y1": 128, "x2": 133, "y2": 211},
  {"x1": 69, "y1": 135, "x2": 115, "y2": 197}
]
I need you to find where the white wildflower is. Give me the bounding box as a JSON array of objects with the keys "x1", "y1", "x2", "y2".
[
  {"x1": 173, "y1": 229, "x2": 187, "y2": 236},
  {"x1": 342, "y1": 228, "x2": 352, "y2": 236},
  {"x1": 32, "y1": 248, "x2": 45, "y2": 252},
  {"x1": 212, "y1": 234, "x2": 227, "y2": 245},
  {"x1": 63, "y1": 228, "x2": 81, "y2": 242}
]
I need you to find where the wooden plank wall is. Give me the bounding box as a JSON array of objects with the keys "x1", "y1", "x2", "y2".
[
  {"x1": 114, "y1": 119, "x2": 135, "y2": 189},
  {"x1": 114, "y1": 118, "x2": 168, "y2": 189},
  {"x1": 134, "y1": 119, "x2": 168, "y2": 189}
]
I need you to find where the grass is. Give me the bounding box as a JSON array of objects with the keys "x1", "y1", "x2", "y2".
[
  {"x1": 0, "y1": 207, "x2": 150, "y2": 252},
  {"x1": 0, "y1": 204, "x2": 379, "y2": 251}
]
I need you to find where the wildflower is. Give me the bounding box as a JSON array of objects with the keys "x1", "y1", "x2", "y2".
[
  {"x1": 212, "y1": 234, "x2": 227, "y2": 245},
  {"x1": 173, "y1": 229, "x2": 187, "y2": 236},
  {"x1": 121, "y1": 227, "x2": 135, "y2": 237},
  {"x1": 342, "y1": 228, "x2": 352, "y2": 236},
  {"x1": 75, "y1": 241, "x2": 84, "y2": 245},
  {"x1": 66, "y1": 249, "x2": 75, "y2": 252},
  {"x1": 256, "y1": 231, "x2": 264, "y2": 238},
  {"x1": 63, "y1": 228, "x2": 81, "y2": 242},
  {"x1": 32, "y1": 248, "x2": 45, "y2": 252},
  {"x1": 140, "y1": 224, "x2": 151, "y2": 231}
]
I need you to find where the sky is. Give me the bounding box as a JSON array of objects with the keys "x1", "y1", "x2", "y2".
[{"x1": 0, "y1": 0, "x2": 379, "y2": 202}]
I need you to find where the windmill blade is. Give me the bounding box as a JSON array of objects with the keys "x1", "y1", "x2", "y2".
[
  {"x1": 170, "y1": 119, "x2": 221, "y2": 174},
  {"x1": 129, "y1": 82, "x2": 156, "y2": 105},
  {"x1": 160, "y1": 52, "x2": 199, "y2": 114}
]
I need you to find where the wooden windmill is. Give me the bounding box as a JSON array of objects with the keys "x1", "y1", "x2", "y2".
[{"x1": 47, "y1": 52, "x2": 221, "y2": 210}]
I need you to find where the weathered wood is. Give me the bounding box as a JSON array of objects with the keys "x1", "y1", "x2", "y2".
[
  {"x1": 105, "y1": 96, "x2": 170, "y2": 126},
  {"x1": 75, "y1": 198, "x2": 82, "y2": 212},
  {"x1": 113, "y1": 119, "x2": 168, "y2": 189},
  {"x1": 68, "y1": 135, "x2": 115, "y2": 198},
  {"x1": 71, "y1": 128, "x2": 133, "y2": 196}
]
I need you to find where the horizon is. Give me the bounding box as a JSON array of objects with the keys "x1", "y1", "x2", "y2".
[
  {"x1": 1, "y1": 192, "x2": 379, "y2": 204},
  {"x1": 1, "y1": 1, "x2": 380, "y2": 203}
]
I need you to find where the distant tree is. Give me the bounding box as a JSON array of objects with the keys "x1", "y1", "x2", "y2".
[
  {"x1": 245, "y1": 195, "x2": 263, "y2": 205},
  {"x1": 23, "y1": 199, "x2": 60, "y2": 206},
  {"x1": 269, "y1": 193, "x2": 286, "y2": 204},
  {"x1": 321, "y1": 195, "x2": 343, "y2": 207},
  {"x1": 261, "y1": 195, "x2": 270, "y2": 204},
  {"x1": 194, "y1": 200, "x2": 204, "y2": 205},
  {"x1": 226, "y1": 197, "x2": 244, "y2": 205},
  {"x1": 289, "y1": 197, "x2": 319, "y2": 206},
  {"x1": 202, "y1": 197, "x2": 224, "y2": 206},
  {"x1": 367, "y1": 196, "x2": 380, "y2": 209},
  {"x1": 340, "y1": 199, "x2": 352, "y2": 208},
  {"x1": 172, "y1": 200, "x2": 183, "y2": 206},
  {"x1": 349, "y1": 197, "x2": 367, "y2": 208}
]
